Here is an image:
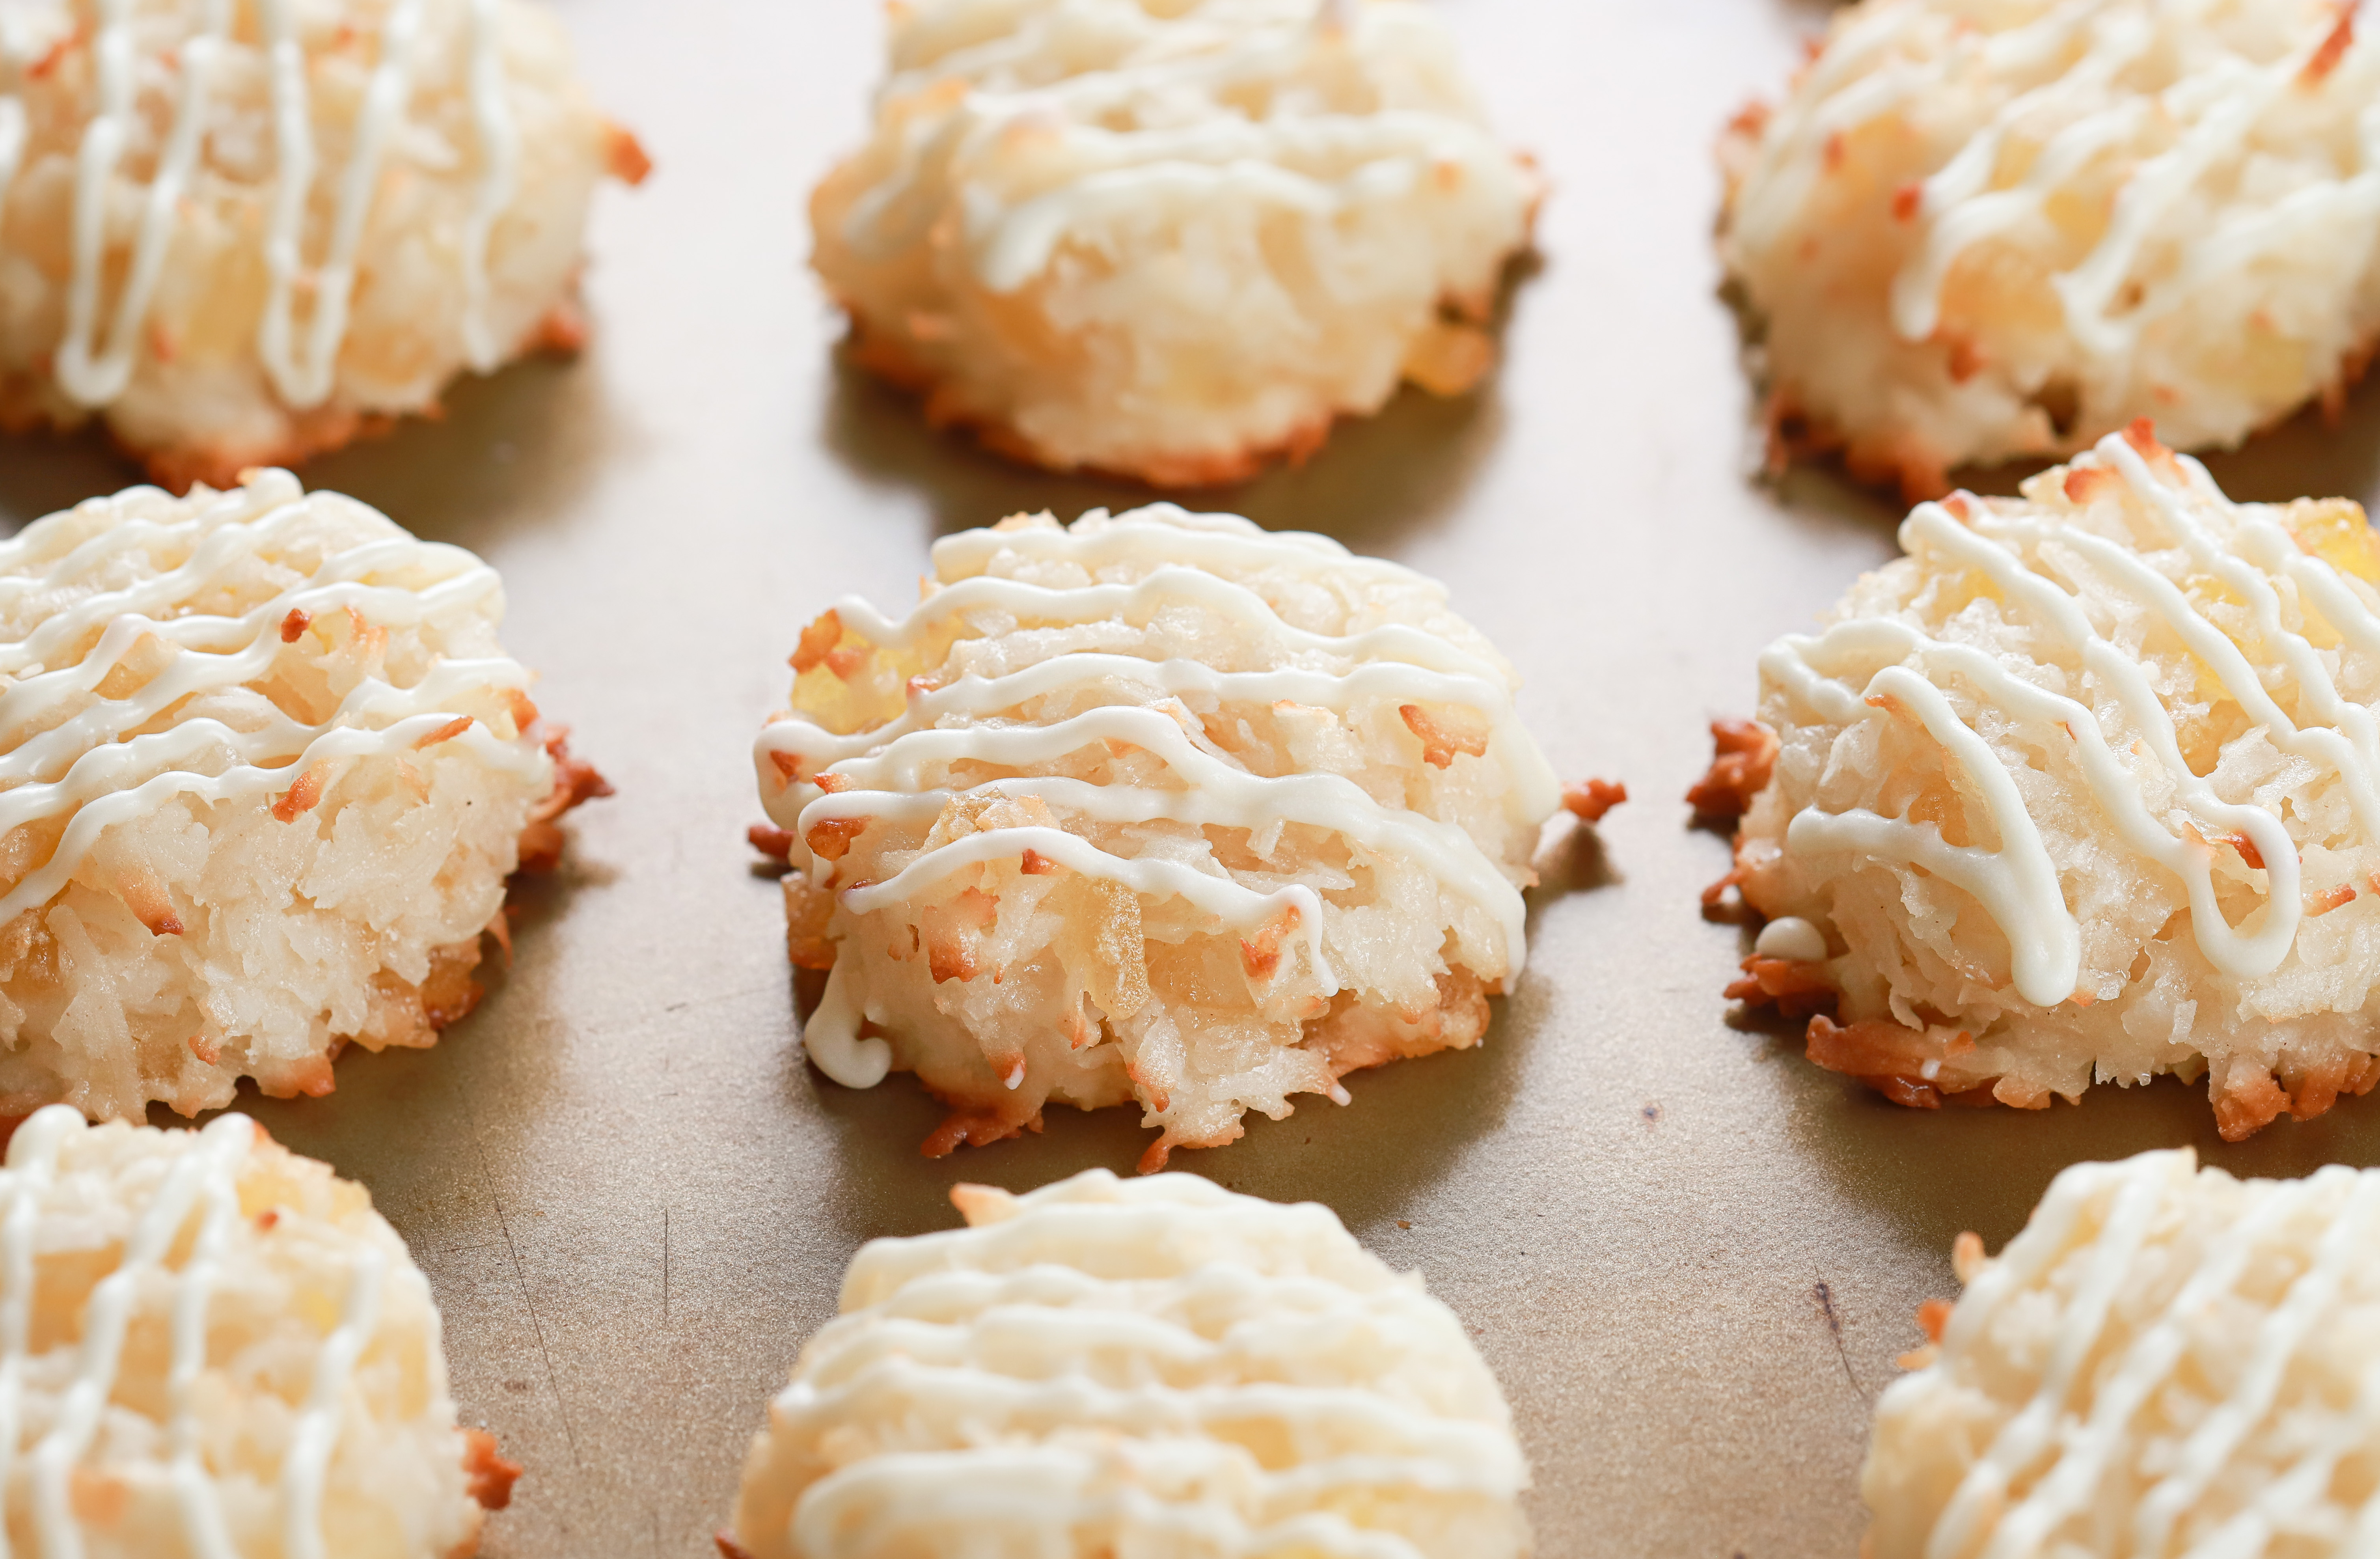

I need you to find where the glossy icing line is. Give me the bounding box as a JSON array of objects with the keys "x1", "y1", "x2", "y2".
[
  {"x1": 1923, "y1": 1154, "x2": 2171, "y2": 1558},
  {"x1": 760, "y1": 510, "x2": 1555, "y2": 1090},
  {"x1": 1890, "y1": 15, "x2": 2154, "y2": 342},
  {"x1": 258, "y1": 0, "x2": 427, "y2": 409},
  {"x1": 798, "y1": 1462, "x2": 1465, "y2": 1559},
  {"x1": 844, "y1": 0, "x2": 1521, "y2": 294},
  {"x1": 786, "y1": 1361, "x2": 1513, "y2": 1477},
  {"x1": 1915, "y1": 1153, "x2": 2380, "y2": 1557},
  {"x1": 56, "y1": 0, "x2": 231, "y2": 407},
  {"x1": 1779, "y1": 0, "x2": 2375, "y2": 358},
  {"x1": 779, "y1": 1181, "x2": 1521, "y2": 1555},
  {"x1": 0, "y1": 1106, "x2": 73, "y2": 1559},
  {"x1": 459, "y1": 0, "x2": 520, "y2": 372},
  {"x1": 822, "y1": 570, "x2": 1500, "y2": 681},
  {"x1": 0, "y1": 474, "x2": 546, "y2": 927},
  {"x1": 1763, "y1": 427, "x2": 2380, "y2": 1003},
  {"x1": 0, "y1": 1108, "x2": 253, "y2": 1559},
  {"x1": 800, "y1": 705, "x2": 1519, "y2": 944},
  {"x1": 1753, "y1": 914, "x2": 1827, "y2": 962},
  {"x1": 167, "y1": 1130, "x2": 245, "y2": 1559},
  {"x1": 281, "y1": 1241, "x2": 389, "y2": 1559},
  {"x1": 43, "y1": 0, "x2": 520, "y2": 411},
  {"x1": 0, "y1": 97, "x2": 23, "y2": 216}
]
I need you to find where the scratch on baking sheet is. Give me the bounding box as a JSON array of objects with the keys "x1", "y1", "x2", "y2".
[
  {"x1": 663, "y1": 1205, "x2": 671, "y2": 1325},
  {"x1": 461, "y1": 1088, "x2": 581, "y2": 1472},
  {"x1": 1813, "y1": 1279, "x2": 1862, "y2": 1399},
  {"x1": 657, "y1": 980, "x2": 779, "y2": 1020}
]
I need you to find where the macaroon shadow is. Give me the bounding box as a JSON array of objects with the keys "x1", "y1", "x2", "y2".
[
  {"x1": 1767, "y1": 458, "x2": 1905, "y2": 543},
  {"x1": 1534, "y1": 813, "x2": 1621, "y2": 901},
  {"x1": 1900, "y1": 374, "x2": 2380, "y2": 508},
  {"x1": 293, "y1": 351, "x2": 628, "y2": 551},
  {"x1": 790, "y1": 943, "x2": 1539, "y2": 1247},
  {"x1": 817, "y1": 348, "x2": 1510, "y2": 550},
  {"x1": 0, "y1": 348, "x2": 622, "y2": 549},
  {"x1": 1772, "y1": 1049, "x2": 2380, "y2": 1269},
  {"x1": 0, "y1": 429, "x2": 136, "y2": 531},
  {"x1": 148, "y1": 853, "x2": 600, "y2": 1171},
  {"x1": 815, "y1": 257, "x2": 1538, "y2": 550},
  {"x1": 1728, "y1": 311, "x2": 2380, "y2": 524}
]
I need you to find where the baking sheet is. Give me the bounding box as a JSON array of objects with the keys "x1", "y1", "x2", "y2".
[{"x1": 11, "y1": 1, "x2": 2380, "y2": 1553}]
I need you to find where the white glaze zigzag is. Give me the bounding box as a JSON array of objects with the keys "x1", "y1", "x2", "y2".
[
  {"x1": 30, "y1": 0, "x2": 520, "y2": 412},
  {"x1": 0, "y1": 471, "x2": 546, "y2": 929},
  {"x1": 754, "y1": 506, "x2": 1558, "y2": 1089}
]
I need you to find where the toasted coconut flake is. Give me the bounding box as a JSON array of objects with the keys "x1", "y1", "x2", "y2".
[
  {"x1": 461, "y1": 1429, "x2": 521, "y2": 1511},
  {"x1": 1400, "y1": 703, "x2": 1493, "y2": 768},
  {"x1": 1688, "y1": 719, "x2": 1779, "y2": 821},
  {"x1": 1561, "y1": 777, "x2": 1627, "y2": 822}
]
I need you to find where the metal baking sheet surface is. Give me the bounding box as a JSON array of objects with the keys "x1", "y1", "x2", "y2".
[{"x1": 11, "y1": 2, "x2": 2380, "y2": 1554}]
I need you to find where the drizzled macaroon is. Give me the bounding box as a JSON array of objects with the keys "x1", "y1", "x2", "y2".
[
  {"x1": 0, "y1": 0, "x2": 649, "y2": 490},
  {"x1": 1866, "y1": 1150, "x2": 2380, "y2": 1557},
  {"x1": 0, "y1": 1106, "x2": 518, "y2": 1557},
  {"x1": 1720, "y1": 0, "x2": 2380, "y2": 499},
  {"x1": 1718, "y1": 422, "x2": 2380, "y2": 1139},
  {"x1": 751, "y1": 505, "x2": 1563, "y2": 1170},
  {"x1": 811, "y1": 0, "x2": 1539, "y2": 485},
  {"x1": 0, "y1": 470, "x2": 606, "y2": 1121},
  {"x1": 723, "y1": 1168, "x2": 1530, "y2": 1559}
]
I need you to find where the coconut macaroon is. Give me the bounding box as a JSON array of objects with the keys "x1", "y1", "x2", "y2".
[
  {"x1": 751, "y1": 504, "x2": 1562, "y2": 1170},
  {"x1": 1719, "y1": 0, "x2": 2380, "y2": 500},
  {"x1": 724, "y1": 1167, "x2": 1530, "y2": 1559},
  {"x1": 0, "y1": 469, "x2": 606, "y2": 1122},
  {"x1": 811, "y1": 0, "x2": 1539, "y2": 487},
  {"x1": 1719, "y1": 422, "x2": 2380, "y2": 1139},
  {"x1": 0, "y1": 0, "x2": 649, "y2": 490},
  {"x1": 1867, "y1": 1149, "x2": 2380, "y2": 1557},
  {"x1": 0, "y1": 1105, "x2": 518, "y2": 1556}
]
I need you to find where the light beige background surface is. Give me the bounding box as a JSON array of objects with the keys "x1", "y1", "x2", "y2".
[{"x1": 10, "y1": 2, "x2": 2380, "y2": 1555}]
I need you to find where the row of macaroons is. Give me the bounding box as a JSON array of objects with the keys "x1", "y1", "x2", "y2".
[
  {"x1": 14, "y1": 4, "x2": 2371, "y2": 1168},
  {"x1": 2, "y1": 414, "x2": 2376, "y2": 1550},
  {"x1": 10, "y1": 0, "x2": 2373, "y2": 511},
  {"x1": 19, "y1": 433, "x2": 2351, "y2": 1166},
  {"x1": 0, "y1": 1099, "x2": 2348, "y2": 1559}
]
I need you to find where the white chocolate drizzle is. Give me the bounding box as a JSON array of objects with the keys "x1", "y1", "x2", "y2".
[
  {"x1": 1761, "y1": 428, "x2": 2380, "y2": 1006},
  {"x1": 458, "y1": 0, "x2": 521, "y2": 373},
  {"x1": 257, "y1": 0, "x2": 426, "y2": 410},
  {"x1": 1754, "y1": 915, "x2": 1828, "y2": 963},
  {"x1": 39, "y1": 0, "x2": 521, "y2": 412},
  {"x1": 1908, "y1": 1151, "x2": 2380, "y2": 1558},
  {"x1": 0, "y1": 472, "x2": 546, "y2": 929},
  {"x1": 842, "y1": 0, "x2": 1523, "y2": 296},
  {"x1": 55, "y1": 0, "x2": 233, "y2": 407},
  {"x1": 758, "y1": 1170, "x2": 1526, "y2": 1557},
  {"x1": 0, "y1": 97, "x2": 23, "y2": 218},
  {"x1": 0, "y1": 1106, "x2": 382, "y2": 1557},
  {"x1": 1749, "y1": 0, "x2": 2375, "y2": 363},
  {"x1": 757, "y1": 509, "x2": 1559, "y2": 1091},
  {"x1": 282, "y1": 1241, "x2": 388, "y2": 1559}
]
